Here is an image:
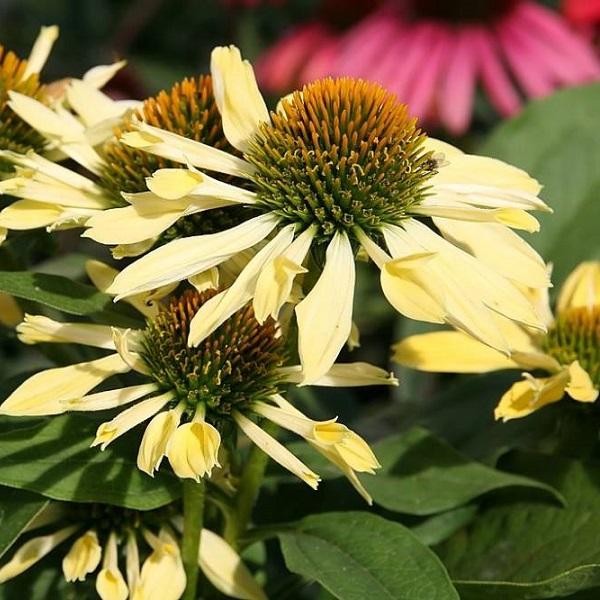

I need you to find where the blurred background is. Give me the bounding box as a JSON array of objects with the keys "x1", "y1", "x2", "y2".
[{"x1": 1, "y1": 0, "x2": 599, "y2": 458}]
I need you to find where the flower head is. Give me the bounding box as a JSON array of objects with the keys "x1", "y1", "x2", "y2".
[
  {"x1": 256, "y1": 1, "x2": 600, "y2": 134},
  {"x1": 0, "y1": 499, "x2": 265, "y2": 599},
  {"x1": 1, "y1": 266, "x2": 394, "y2": 497},
  {"x1": 393, "y1": 261, "x2": 600, "y2": 421},
  {"x1": 93, "y1": 44, "x2": 550, "y2": 383}
]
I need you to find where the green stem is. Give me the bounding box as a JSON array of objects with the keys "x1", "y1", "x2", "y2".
[
  {"x1": 224, "y1": 421, "x2": 277, "y2": 549},
  {"x1": 182, "y1": 479, "x2": 205, "y2": 600}
]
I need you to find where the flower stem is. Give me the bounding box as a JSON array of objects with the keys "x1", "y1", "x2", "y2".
[
  {"x1": 224, "y1": 421, "x2": 277, "y2": 549},
  {"x1": 182, "y1": 479, "x2": 205, "y2": 600}
]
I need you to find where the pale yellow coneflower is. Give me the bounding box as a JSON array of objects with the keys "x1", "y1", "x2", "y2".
[
  {"x1": 0, "y1": 500, "x2": 266, "y2": 600},
  {"x1": 83, "y1": 45, "x2": 551, "y2": 384},
  {"x1": 393, "y1": 262, "x2": 600, "y2": 421},
  {"x1": 1, "y1": 262, "x2": 395, "y2": 503}
]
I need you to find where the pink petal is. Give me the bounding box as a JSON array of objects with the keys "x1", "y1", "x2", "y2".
[
  {"x1": 472, "y1": 27, "x2": 521, "y2": 117},
  {"x1": 438, "y1": 27, "x2": 478, "y2": 135},
  {"x1": 404, "y1": 25, "x2": 451, "y2": 122},
  {"x1": 516, "y1": 1, "x2": 600, "y2": 78},
  {"x1": 496, "y1": 18, "x2": 555, "y2": 98},
  {"x1": 299, "y1": 37, "x2": 343, "y2": 84},
  {"x1": 256, "y1": 23, "x2": 334, "y2": 92}
]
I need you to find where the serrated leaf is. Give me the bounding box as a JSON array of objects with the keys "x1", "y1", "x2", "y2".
[
  {"x1": 279, "y1": 512, "x2": 459, "y2": 600},
  {"x1": 440, "y1": 452, "x2": 600, "y2": 599},
  {"x1": 0, "y1": 414, "x2": 179, "y2": 510},
  {"x1": 0, "y1": 271, "x2": 142, "y2": 327},
  {"x1": 364, "y1": 428, "x2": 563, "y2": 515},
  {"x1": 0, "y1": 487, "x2": 48, "y2": 560},
  {"x1": 480, "y1": 83, "x2": 600, "y2": 285}
]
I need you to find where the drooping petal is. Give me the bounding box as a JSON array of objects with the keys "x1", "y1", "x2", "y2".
[
  {"x1": 92, "y1": 392, "x2": 173, "y2": 451},
  {"x1": 210, "y1": 45, "x2": 270, "y2": 152},
  {"x1": 83, "y1": 61, "x2": 127, "y2": 89},
  {"x1": 253, "y1": 225, "x2": 316, "y2": 323},
  {"x1": 433, "y1": 218, "x2": 549, "y2": 288},
  {"x1": 199, "y1": 529, "x2": 267, "y2": 600},
  {"x1": 565, "y1": 361, "x2": 599, "y2": 403},
  {"x1": 494, "y1": 371, "x2": 570, "y2": 422},
  {"x1": 96, "y1": 532, "x2": 128, "y2": 600},
  {"x1": 17, "y1": 314, "x2": 117, "y2": 349},
  {"x1": 138, "y1": 405, "x2": 184, "y2": 476},
  {"x1": 166, "y1": 419, "x2": 221, "y2": 481},
  {"x1": 279, "y1": 363, "x2": 398, "y2": 387},
  {"x1": 392, "y1": 331, "x2": 521, "y2": 373},
  {"x1": 121, "y1": 122, "x2": 253, "y2": 179},
  {"x1": 557, "y1": 262, "x2": 600, "y2": 312},
  {"x1": 0, "y1": 354, "x2": 130, "y2": 416},
  {"x1": 188, "y1": 224, "x2": 295, "y2": 346},
  {"x1": 233, "y1": 410, "x2": 320, "y2": 489},
  {"x1": 295, "y1": 231, "x2": 355, "y2": 384},
  {"x1": 65, "y1": 383, "x2": 158, "y2": 412},
  {"x1": 0, "y1": 525, "x2": 77, "y2": 584},
  {"x1": 108, "y1": 213, "x2": 280, "y2": 298},
  {"x1": 135, "y1": 529, "x2": 186, "y2": 600},
  {"x1": 62, "y1": 530, "x2": 102, "y2": 582}
]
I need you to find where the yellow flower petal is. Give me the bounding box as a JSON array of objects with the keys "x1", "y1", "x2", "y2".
[
  {"x1": 433, "y1": 219, "x2": 549, "y2": 288},
  {"x1": 0, "y1": 200, "x2": 63, "y2": 230},
  {"x1": 96, "y1": 532, "x2": 128, "y2": 600},
  {"x1": 494, "y1": 371, "x2": 570, "y2": 422},
  {"x1": 566, "y1": 361, "x2": 599, "y2": 403},
  {"x1": 557, "y1": 262, "x2": 600, "y2": 312},
  {"x1": 279, "y1": 362, "x2": 398, "y2": 387},
  {"x1": 108, "y1": 213, "x2": 280, "y2": 298},
  {"x1": 92, "y1": 392, "x2": 173, "y2": 451},
  {"x1": 146, "y1": 168, "x2": 204, "y2": 200},
  {"x1": 0, "y1": 525, "x2": 77, "y2": 584},
  {"x1": 62, "y1": 530, "x2": 102, "y2": 582},
  {"x1": 189, "y1": 267, "x2": 220, "y2": 293},
  {"x1": 138, "y1": 405, "x2": 184, "y2": 476},
  {"x1": 233, "y1": 410, "x2": 320, "y2": 489},
  {"x1": 188, "y1": 224, "x2": 295, "y2": 346},
  {"x1": 24, "y1": 25, "x2": 59, "y2": 78},
  {"x1": 210, "y1": 45, "x2": 270, "y2": 152},
  {"x1": 295, "y1": 231, "x2": 355, "y2": 384},
  {"x1": 122, "y1": 122, "x2": 254, "y2": 179},
  {"x1": 166, "y1": 420, "x2": 221, "y2": 481},
  {"x1": 17, "y1": 314, "x2": 116, "y2": 349},
  {"x1": 65, "y1": 383, "x2": 158, "y2": 412},
  {"x1": 199, "y1": 529, "x2": 267, "y2": 600},
  {"x1": 0, "y1": 354, "x2": 130, "y2": 416},
  {"x1": 392, "y1": 331, "x2": 520, "y2": 373},
  {"x1": 66, "y1": 80, "x2": 127, "y2": 128},
  {"x1": 82, "y1": 60, "x2": 127, "y2": 89}
]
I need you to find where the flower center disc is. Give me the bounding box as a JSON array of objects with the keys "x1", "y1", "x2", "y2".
[
  {"x1": 141, "y1": 290, "x2": 285, "y2": 426},
  {"x1": 247, "y1": 77, "x2": 438, "y2": 244},
  {"x1": 543, "y1": 306, "x2": 600, "y2": 387}
]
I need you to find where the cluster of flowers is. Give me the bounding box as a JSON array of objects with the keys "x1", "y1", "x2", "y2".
[{"x1": 0, "y1": 19, "x2": 598, "y2": 599}]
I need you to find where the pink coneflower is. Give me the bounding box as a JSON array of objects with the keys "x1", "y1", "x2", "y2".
[
  {"x1": 562, "y1": 0, "x2": 600, "y2": 27},
  {"x1": 257, "y1": 0, "x2": 600, "y2": 134}
]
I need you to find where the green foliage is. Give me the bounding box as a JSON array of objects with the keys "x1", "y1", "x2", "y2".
[
  {"x1": 279, "y1": 512, "x2": 459, "y2": 599},
  {"x1": 0, "y1": 271, "x2": 143, "y2": 327},
  {"x1": 440, "y1": 452, "x2": 600, "y2": 599},
  {"x1": 0, "y1": 415, "x2": 179, "y2": 510},
  {"x1": 0, "y1": 487, "x2": 48, "y2": 560}
]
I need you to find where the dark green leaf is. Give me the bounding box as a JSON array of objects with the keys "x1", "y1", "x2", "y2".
[
  {"x1": 0, "y1": 414, "x2": 179, "y2": 510},
  {"x1": 410, "y1": 505, "x2": 477, "y2": 547},
  {"x1": 480, "y1": 83, "x2": 600, "y2": 285},
  {"x1": 279, "y1": 512, "x2": 459, "y2": 600},
  {"x1": 363, "y1": 428, "x2": 563, "y2": 515},
  {"x1": 0, "y1": 487, "x2": 48, "y2": 560},
  {"x1": 0, "y1": 271, "x2": 143, "y2": 327},
  {"x1": 441, "y1": 452, "x2": 600, "y2": 599}
]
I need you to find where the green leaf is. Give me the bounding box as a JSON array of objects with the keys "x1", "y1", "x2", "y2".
[
  {"x1": 440, "y1": 452, "x2": 600, "y2": 599},
  {"x1": 480, "y1": 83, "x2": 600, "y2": 285},
  {"x1": 0, "y1": 271, "x2": 143, "y2": 327},
  {"x1": 363, "y1": 428, "x2": 563, "y2": 515},
  {"x1": 0, "y1": 487, "x2": 48, "y2": 560},
  {"x1": 0, "y1": 414, "x2": 179, "y2": 510},
  {"x1": 410, "y1": 505, "x2": 477, "y2": 547},
  {"x1": 279, "y1": 512, "x2": 459, "y2": 600}
]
